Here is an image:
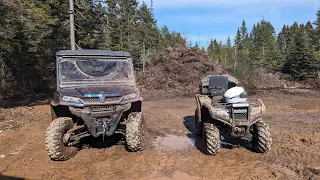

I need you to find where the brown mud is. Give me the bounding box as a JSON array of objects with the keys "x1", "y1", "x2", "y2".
[{"x1": 0, "y1": 90, "x2": 319, "y2": 180}]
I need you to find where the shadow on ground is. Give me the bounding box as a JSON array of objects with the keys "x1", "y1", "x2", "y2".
[
  {"x1": 80, "y1": 134, "x2": 125, "y2": 149},
  {"x1": 183, "y1": 115, "x2": 206, "y2": 154},
  {"x1": 0, "y1": 175, "x2": 25, "y2": 180}
]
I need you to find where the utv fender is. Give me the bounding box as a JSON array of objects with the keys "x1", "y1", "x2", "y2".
[{"x1": 50, "y1": 101, "x2": 73, "y2": 120}]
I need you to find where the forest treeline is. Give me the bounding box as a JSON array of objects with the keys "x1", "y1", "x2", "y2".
[
  {"x1": 0, "y1": 0, "x2": 319, "y2": 98},
  {"x1": 206, "y1": 10, "x2": 320, "y2": 81},
  {"x1": 0, "y1": 0, "x2": 185, "y2": 97}
]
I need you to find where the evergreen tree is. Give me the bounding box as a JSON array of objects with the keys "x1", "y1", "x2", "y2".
[
  {"x1": 158, "y1": 25, "x2": 186, "y2": 49},
  {"x1": 291, "y1": 27, "x2": 317, "y2": 79},
  {"x1": 249, "y1": 20, "x2": 282, "y2": 70},
  {"x1": 106, "y1": 0, "x2": 120, "y2": 50},
  {"x1": 75, "y1": 0, "x2": 106, "y2": 49},
  {"x1": 240, "y1": 20, "x2": 250, "y2": 52},
  {"x1": 136, "y1": 2, "x2": 159, "y2": 49},
  {"x1": 314, "y1": 8, "x2": 320, "y2": 62},
  {"x1": 225, "y1": 36, "x2": 234, "y2": 67},
  {"x1": 277, "y1": 25, "x2": 289, "y2": 65},
  {"x1": 234, "y1": 28, "x2": 241, "y2": 51},
  {"x1": 207, "y1": 38, "x2": 214, "y2": 55}
]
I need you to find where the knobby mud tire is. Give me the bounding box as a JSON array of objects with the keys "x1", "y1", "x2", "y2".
[
  {"x1": 126, "y1": 112, "x2": 147, "y2": 152},
  {"x1": 203, "y1": 122, "x2": 220, "y2": 155},
  {"x1": 45, "y1": 117, "x2": 78, "y2": 161},
  {"x1": 251, "y1": 120, "x2": 272, "y2": 153}
]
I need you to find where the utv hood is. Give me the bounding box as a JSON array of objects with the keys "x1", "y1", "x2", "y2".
[{"x1": 58, "y1": 86, "x2": 139, "y2": 98}]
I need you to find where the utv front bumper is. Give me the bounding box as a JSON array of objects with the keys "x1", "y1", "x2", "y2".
[{"x1": 69, "y1": 104, "x2": 131, "y2": 137}]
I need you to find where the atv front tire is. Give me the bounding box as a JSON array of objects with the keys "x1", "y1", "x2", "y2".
[
  {"x1": 45, "y1": 117, "x2": 79, "y2": 161},
  {"x1": 126, "y1": 112, "x2": 146, "y2": 151},
  {"x1": 194, "y1": 109, "x2": 202, "y2": 136},
  {"x1": 251, "y1": 120, "x2": 272, "y2": 153},
  {"x1": 203, "y1": 122, "x2": 220, "y2": 155}
]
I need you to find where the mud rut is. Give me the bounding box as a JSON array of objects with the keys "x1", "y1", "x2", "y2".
[{"x1": 0, "y1": 91, "x2": 320, "y2": 180}]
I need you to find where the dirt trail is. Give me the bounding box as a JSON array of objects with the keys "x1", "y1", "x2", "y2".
[{"x1": 0, "y1": 90, "x2": 320, "y2": 180}]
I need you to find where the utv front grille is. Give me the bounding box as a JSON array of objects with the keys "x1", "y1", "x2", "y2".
[
  {"x1": 81, "y1": 97, "x2": 100, "y2": 103},
  {"x1": 80, "y1": 96, "x2": 122, "y2": 104},
  {"x1": 105, "y1": 97, "x2": 122, "y2": 102},
  {"x1": 90, "y1": 105, "x2": 115, "y2": 111}
]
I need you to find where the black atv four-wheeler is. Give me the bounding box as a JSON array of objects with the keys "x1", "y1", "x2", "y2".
[
  {"x1": 45, "y1": 50, "x2": 146, "y2": 160},
  {"x1": 195, "y1": 75, "x2": 272, "y2": 155}
]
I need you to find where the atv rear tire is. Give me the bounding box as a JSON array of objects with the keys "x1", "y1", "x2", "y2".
[
  {"x1": 203, "y1": 122, "x2": 220, "y2": 155},
  {"x1": 126, "y1": 112, "x2": 146, "y2": 152},
  {"x1": 194, "y1": 109, "x2": 202, "y2": 136},
  {"x1": 45, "y1": 117, "x2": 79, "y2": 161},
  {"x1": 251, "y1": 120, "x2": 272, "y2": 153}
]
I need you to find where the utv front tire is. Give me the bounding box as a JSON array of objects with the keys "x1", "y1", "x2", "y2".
[
  {"x1": 203, "y1": 122, "x2": 220, "y2": 155},
  {"x1": 126, "y1": 112, "x2": 146, "y2": 152},
  {"x1": 45, "y1": 117, "x2": 79, "y2": 161},
  {"x1": 194, "y1": 109, "x2": 202, "y2": 136},
  {"x1": 251, "y1": 120, "x2": 272, "y2": 153}
]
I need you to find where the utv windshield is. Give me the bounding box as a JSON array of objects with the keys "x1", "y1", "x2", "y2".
[{"x1": 58, "y1": 57, "x2": 134, "y2": 87}]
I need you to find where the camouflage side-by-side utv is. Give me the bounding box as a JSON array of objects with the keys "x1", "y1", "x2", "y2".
[
  {"x1": 45, "y1": 50, "x2": 146, "y2": 161},
  {"x1": 195, "y1": 75, "x2": 272, "y2": 155}
]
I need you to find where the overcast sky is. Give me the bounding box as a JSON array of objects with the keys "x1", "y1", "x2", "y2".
[{"x1": 138, "y1": 0, "x2": 319, "y2": 47}]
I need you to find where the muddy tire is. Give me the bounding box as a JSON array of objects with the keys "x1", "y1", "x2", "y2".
[
  {"x1": 45, "y1": 117, "x2": 78, "y2": 161},
  {"x1": 203, "y1": 122, "x2": 220, "y2": 155},
  {"x1": 194, "y1": 109, "x2": 202, "y2": 136},
  {"x1": 251, "y1": 120, "x2": 272, "y2": 153},
  {"x1": 126, "y1": 112, "x2": 146, "y2": 152}
]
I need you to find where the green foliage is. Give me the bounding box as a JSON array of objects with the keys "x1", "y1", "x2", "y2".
[
  {"x1": 0, "y1": 0, "x2": 186, "y2": 97},
  {"x1": 158, "y1": 25, "x2": 186, "y2": 50},
  {"x1": 207, "y1": 13, "x2": 320, "y2": 81}
]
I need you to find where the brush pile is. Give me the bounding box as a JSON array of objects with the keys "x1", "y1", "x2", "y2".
[{"x1": 137, "y1": 47, "x2": 226, "y2": 95}]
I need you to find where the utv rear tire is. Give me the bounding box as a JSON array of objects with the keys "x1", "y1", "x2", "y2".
[
  {"x1": 251, "y1": 120, "x2": 272, "y2": 153},
  {"x1": 203, "y1": 122, "x2": 220, "y2": 155},
  {"x1": 45, "y1": 117, "x2": 78, "y2": 161},
  {"x1": 194, "y1": 109, "x2": 202, "y2": 136},
  {"x1": 126, "y1": 112, "x2": 146, "y2": 152}
]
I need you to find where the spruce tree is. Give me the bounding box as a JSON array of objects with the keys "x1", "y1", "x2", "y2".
[{"x1": 291, "y1": 27, "x2": 316, "y2": 79}]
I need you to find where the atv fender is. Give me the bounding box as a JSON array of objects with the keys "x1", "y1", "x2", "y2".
[{"x1": 196, "y1": 94, "x2": 266, "y2": 127}]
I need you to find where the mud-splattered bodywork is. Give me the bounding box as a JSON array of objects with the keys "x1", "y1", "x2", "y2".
[
  {"x1": 51, "y1": 50, "x2": 142, "y2": 137},
  {"x1": 195, "y1": 75, "x2": 266, "y2": 137},
  {"x1": 195, "y1": 94, "x2": 265, "y2": 137}
]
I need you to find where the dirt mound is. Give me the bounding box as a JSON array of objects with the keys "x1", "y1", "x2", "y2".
[{"x1": 137, "y1": 47, "x2": 226, "y2": 95}]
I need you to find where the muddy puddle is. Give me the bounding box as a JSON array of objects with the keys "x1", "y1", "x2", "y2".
[
  {"x1": 153, "y1": 135, "x2": 195, "y2": 150},
  {"x1": 153, "y1": 171, "x2": 201, "y2": 180}
]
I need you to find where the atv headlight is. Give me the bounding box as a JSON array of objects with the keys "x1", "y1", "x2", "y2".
[
  {"x1": 123, "y1": 93, "x2": 137, "y2": 100},
  {"x1": 62, "y1": 96, "x2": 80, "y2": 103}
]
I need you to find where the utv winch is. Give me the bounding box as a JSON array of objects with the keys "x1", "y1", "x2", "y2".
[
  {"x1": 195, "y1": 75, "x2": 272, "y2": 155},
  {"x1": 45, "y1": 50, "x2": 146, "y2": 160}
]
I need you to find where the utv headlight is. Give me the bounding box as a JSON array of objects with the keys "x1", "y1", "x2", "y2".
[
  {"x1": 62, "y1": 96, "x2": 80, "y2": 103},
  {"x1": 123, "y1": 93, "x2": 137, "y2": 100}
]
